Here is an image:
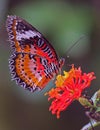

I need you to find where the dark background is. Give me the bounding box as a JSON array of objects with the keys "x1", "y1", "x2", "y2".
[{"x1": 0, "y1": 0, "x2": 100, "y2": 130}]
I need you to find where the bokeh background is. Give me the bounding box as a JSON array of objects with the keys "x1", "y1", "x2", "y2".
[{"x1": 0, "y1": 0, "x2": 100, "y2": 130}]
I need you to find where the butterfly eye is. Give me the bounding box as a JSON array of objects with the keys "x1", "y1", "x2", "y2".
[{"x1": 38, "y1": 38, "x2": 44, "y2": 47}]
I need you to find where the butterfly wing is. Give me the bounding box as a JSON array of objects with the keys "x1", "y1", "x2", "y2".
[
  {"x1": 6, "y1": 15, "x2": 58, "y2": 59},
  {"x1": 6, "y1": 15, "x2": 64, "y2": 92},
  {"x1": 9, "y1": 53, "x2": 57, "y2": 92}
]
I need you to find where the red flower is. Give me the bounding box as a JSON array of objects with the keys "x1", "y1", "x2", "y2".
[{"x1": 45, "y1": 65, "x2": 96, "y2": 118}]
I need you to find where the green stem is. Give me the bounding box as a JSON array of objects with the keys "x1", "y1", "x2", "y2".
[{"x1": 81, "y1": 120, "x2": 100, "y2": 130}]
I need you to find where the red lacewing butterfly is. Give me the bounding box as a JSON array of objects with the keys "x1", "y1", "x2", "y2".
[{"x1": 6, "y1": 15, "x2": 65, "y2": 92}]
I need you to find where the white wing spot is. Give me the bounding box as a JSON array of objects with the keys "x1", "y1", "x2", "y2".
[{"x1": 16, "y1": 30, "x2": 41, "y2": 40}]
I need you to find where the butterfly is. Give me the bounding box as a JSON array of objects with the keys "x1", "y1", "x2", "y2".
[{"x1": 6, "y1": 15, "x2": 65, "y2": 92}]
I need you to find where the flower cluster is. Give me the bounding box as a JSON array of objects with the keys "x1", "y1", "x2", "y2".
[{"x1": 46, "y1": 65, "x2": 96, "y2": 118}]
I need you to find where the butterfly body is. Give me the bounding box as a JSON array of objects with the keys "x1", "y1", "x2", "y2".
[{"x1": 6, "y1": 15, "x2": 64, "y2": 92}]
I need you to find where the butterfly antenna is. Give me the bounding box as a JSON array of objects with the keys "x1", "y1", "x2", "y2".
[{"x1": 64, "y1": 35, "x2": 86, "y2": 59}]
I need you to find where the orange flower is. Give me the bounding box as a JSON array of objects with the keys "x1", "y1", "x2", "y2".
[{"x1": 46, "y1": 65, "x2": 96, "y2": 118}]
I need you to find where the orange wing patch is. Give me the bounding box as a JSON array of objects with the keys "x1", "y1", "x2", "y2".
[{"x1": 9, "y1": 53, "x2": 52, "y2": 91}]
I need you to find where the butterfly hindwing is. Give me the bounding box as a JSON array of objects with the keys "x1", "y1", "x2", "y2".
[{"x1": 9, "y1": 53, "x2": 59, "y2": 92}]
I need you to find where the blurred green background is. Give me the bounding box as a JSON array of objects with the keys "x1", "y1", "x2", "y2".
[{"x1": 0, "y1": 0, "x2": 100, "y2": 130}]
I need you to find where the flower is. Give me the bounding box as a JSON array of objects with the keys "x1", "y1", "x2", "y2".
[{"x1": 45, "y1": 65, "x2": 96, "y2": 118}]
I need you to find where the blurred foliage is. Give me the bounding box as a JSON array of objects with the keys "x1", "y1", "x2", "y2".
[
  {"x1": 11, "y1": 1, "x2": 94, "y2": 58},
  {"x1": 0, "y1": 0, "x2": 100, "y2": 130}
]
